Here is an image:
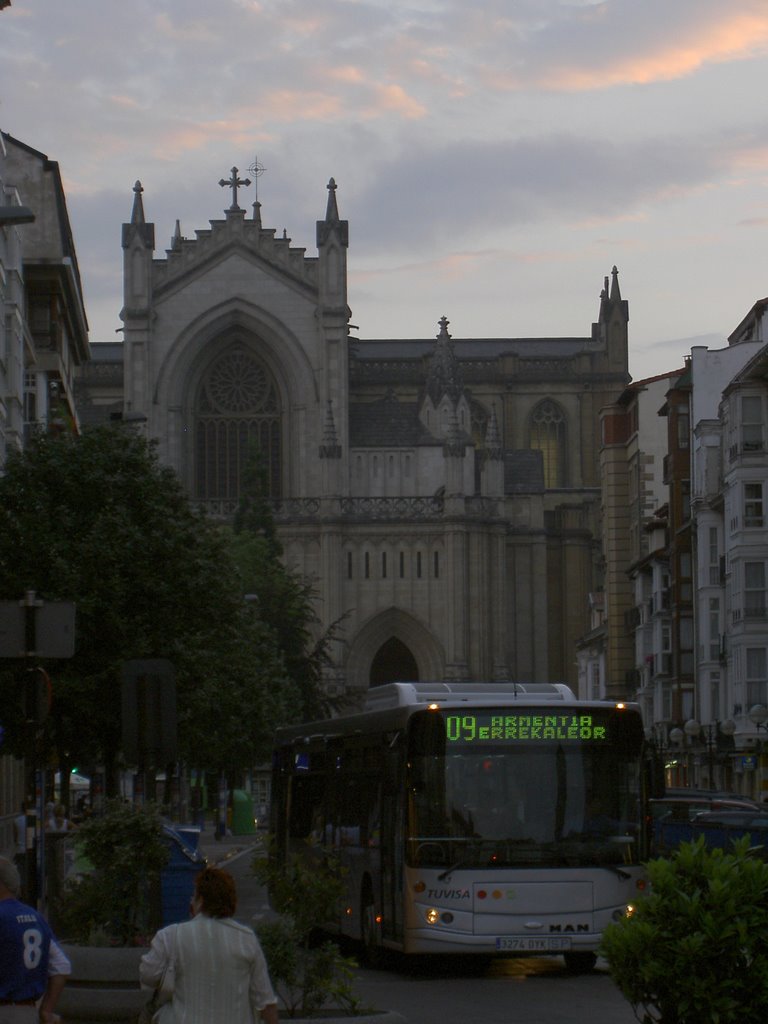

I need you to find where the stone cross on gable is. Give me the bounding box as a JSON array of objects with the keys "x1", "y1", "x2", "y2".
[{"x1": 219, "y1": 166, "x2": 252, "y2": 211}]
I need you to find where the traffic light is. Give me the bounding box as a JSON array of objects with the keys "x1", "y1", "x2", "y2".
[{"x1": 25, "y1": 667, "x2": 51, "y2": 726}]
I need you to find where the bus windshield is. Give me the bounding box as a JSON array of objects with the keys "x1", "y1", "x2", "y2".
[{"x1": 407, "y1": 706, "x2": 644, "y2": 869}]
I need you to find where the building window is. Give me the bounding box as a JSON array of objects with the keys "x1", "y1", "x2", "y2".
[
  {"x1": 347, "y1": 552, "x2": 353, "y2": 580},
  {"x1": 365, "y1": 552, "x2": 370, "y2": 579},
  {"x1": 708, "y1": 527, "x2": 719, "y2": 585},
  {"x1": 195, "y1": 345, "x2": 281, "y2": 500},
  {"x1": 399, "y1": 551, "x2": 405, "y2": 578},
  {"x1": 744, "y1": 483, "x2": 764, "y2": 528},
  {"x1": 709, "y1": 671, "x2": 721, "y2": 721},
  {"x1": 589, "y1": 663, "x2": 600, "y2": 700},
  {"x1": 676, "y1": 403, "x2": 690, "y2": 449},
  {"x1": 529, "y1": 399, "x2": 565, "y2": 488},
  {"x1": 382, "y1": 551, "x2": 387, "y2": 579},
  {"x1": 744, "y1": 562, "x2": 766, "y2": 620},
  {"x1": 746, "y1": 647, "x2": 768, "y2": 707},
  {"x1": 679, "y1": 551, "x2": 692, "y2": 602},
  {"x1": 23, "y1": 371, "x2": 38, "y2": 426},
  {"x1": 742, "y1": 395, "x2": 764, "y2": 452},
  {"x1": 709, "y1": 598, "x2": 720, "y2": 661},
  {"x1": 416, "y1": 551, "x2": 422, "y2": 579},
  {"x1": 434, "y1": 551, "x2": 439, "y2": 578}
]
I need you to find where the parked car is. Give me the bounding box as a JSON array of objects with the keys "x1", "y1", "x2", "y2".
[
  {"x1": 650, "y1": 793, "x2": 760, "y2": 854},
  {"x1": 692, "y1": 809, "x2": 768, "y2": 830},
  {"x1": 684, "y1": 809, "x2": 768, "y2": 859}
]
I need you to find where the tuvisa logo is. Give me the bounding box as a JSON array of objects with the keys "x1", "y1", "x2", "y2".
[
  {"x1": 549, "y1": 924, "x2": 590, "y2": 933},
  {"x1": 426, "y1": 888, "x2": 471, "y2": 900}
]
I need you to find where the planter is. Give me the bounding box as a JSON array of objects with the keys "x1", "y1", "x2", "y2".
[{"x1": 58, "y1": 944, "x2": 146, "y2": 1023}]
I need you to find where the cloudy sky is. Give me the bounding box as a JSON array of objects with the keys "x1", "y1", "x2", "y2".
[{"x1": 3, "y1": 0, "x2": 768, "y2": 380}]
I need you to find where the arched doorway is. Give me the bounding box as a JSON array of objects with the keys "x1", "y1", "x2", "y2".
[{"x1": 369, "y1": 637, "x2": 419, "y2": 687}]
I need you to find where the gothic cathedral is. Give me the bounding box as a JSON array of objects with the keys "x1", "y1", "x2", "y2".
[{"x1": 81, "y1": 171, "x2": 630, "y2": 705}]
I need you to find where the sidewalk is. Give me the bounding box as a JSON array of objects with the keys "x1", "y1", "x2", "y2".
[{"x1": 197, "y1": 828, "x2": 263, "y2": 866}]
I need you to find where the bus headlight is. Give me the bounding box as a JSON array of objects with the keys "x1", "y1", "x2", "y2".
[{"x1": 425, "y1": 907, "x2": 440, "y2": 925}]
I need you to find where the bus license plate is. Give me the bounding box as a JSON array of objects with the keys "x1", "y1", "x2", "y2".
[{"x1": 495, "y1": 937, "x2": 572, "y2": 952}]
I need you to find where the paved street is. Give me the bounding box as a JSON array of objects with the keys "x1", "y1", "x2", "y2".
[{"x1": 207, "y1": 832, "x2": 639, "y2": 1024}]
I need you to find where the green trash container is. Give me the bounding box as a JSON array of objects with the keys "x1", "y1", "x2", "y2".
[{"x1": 230, "y1": 790, "x2": 256, "y2": 835}]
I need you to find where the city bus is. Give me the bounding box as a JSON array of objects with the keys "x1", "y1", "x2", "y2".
[{"x1": 269, "y1": 681, "x2": 648, "y2": 970}]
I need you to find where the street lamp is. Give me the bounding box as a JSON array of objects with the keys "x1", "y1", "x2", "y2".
[
  {"x1": 683, "y1": 718, "x2": 736, "y2": 790},
  {"x1": 748, "y1": 704, "x2": 768, "y2": 735}
]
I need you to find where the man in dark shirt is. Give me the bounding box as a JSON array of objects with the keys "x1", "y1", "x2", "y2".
[{"x1": 0, "y1": 856, "x2": 70, "y2": 1022}]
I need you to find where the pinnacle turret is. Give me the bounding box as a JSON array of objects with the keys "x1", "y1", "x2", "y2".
[
  {"x1": 426, "y1": 316, "x2": 464, "y2": 406},
  {"x1": 131, "y1": 180, "x2": 145, "y2": 225},
  {"x1": 317, "y1": 177, "x2": 348, "y2": 248},
  {"x1": 485, "y1": 404, "x2": 503, "y2": 459}
]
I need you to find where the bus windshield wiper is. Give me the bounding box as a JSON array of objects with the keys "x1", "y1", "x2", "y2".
[{"x1": 438, "y1": 860, "x2": 473, "y2": 880}]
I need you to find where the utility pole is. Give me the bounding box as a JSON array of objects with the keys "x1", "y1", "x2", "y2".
[{"x1": 0, "y1": 591, "x2": 75, "y2": 909}]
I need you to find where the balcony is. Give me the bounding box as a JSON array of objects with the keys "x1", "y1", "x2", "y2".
[{"x1": 729, "y1": 440, "x2": 765, "y2": 463}]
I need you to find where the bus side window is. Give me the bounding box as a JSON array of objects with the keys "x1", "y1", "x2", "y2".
[{"x1": 289, "y1": 775, "x2": 324, "y2": 840}]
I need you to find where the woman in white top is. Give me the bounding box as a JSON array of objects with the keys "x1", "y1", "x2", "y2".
[{"x1": 140, "y1": 865, "x2": 278, "y2": 1024}]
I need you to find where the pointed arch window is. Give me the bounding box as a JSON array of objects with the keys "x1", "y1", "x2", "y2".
[
  {"x1": 195, "y1": 345, "x2": 282, "y2": 501},
  {"x1": 530, "y1": 399, "x2": 566, "y2": 488}
]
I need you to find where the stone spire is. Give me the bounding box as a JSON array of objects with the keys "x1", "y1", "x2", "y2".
[
  {"x1": 485, "y1": 404, "x2": 503, "y2": 459},
  {"x1": 325, "y1": 177, "x2": 339, "y2": 222},
  {"x1": 319, "y1": 400, "x2": 342, "y2": 458},
  {"x1": 609, "y1": 265, "x2": 621, "y2": 301},
  {"x1": 131, "y1": 180, "x2": 145, "y2": 225},
  {"x1": 443, "y1": 404, "x2": 466, "y2": 459},
  {"x1": 480, "y1": 404, "x2": 504, "y2": 497},
  {"x1": 317, "y1": 177, "x2": 348, "y2": 248},
  {"x1": 426, "y1": 316, "x2": 464, "y2": 406},
  {"x1": 122, "y1": 180, "x2": 154, "y2": 250},
  {"x1": 591, "y1": 265, "x2": 629, "y2": 374}
]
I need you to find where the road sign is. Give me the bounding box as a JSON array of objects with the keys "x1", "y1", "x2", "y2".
[
  {"x1": 121, "y1": 659, "x2": 178, "y2": 765},
  {"x1": 0, "y1": 599, "x2": 75, "y2": 658}
]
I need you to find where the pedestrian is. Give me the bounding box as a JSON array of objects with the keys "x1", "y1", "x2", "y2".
[
  {"x1": 140, "y1": 865, "x2": 279, "y2": 1023},
  {"x1": 0, "y1": 855, "x2": 71, "y2": 1023},
  {"x1": 43, "y1": 804, "x2": 56, "y2": 834}
]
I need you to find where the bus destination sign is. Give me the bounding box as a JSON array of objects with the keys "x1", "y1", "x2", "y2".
[{"x1": 445, "y1": 713, "x2": 609, "y2": 744}]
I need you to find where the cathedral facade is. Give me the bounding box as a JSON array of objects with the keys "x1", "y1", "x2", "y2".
[{"x1": 80, "y1": 172, "x2": 630, "y2": 705}]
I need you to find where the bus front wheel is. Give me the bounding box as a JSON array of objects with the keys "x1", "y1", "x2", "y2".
[
  {"x1": 360, "y1": 882, "x2": 383, "y2": 967},
  {"x1": 563, "y1": 951, "x2": 597, "y2": 973}
]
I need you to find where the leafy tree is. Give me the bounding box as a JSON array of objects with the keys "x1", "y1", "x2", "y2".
[
  {"x1": 55, "y1": 799, "x2": 169, "y2": 945},
  {"x1": 0, "y1": 426, "x2": 298, "y2": 792},
  {"x1": 253, "y1": 844, "x2": 369, "y2": 1017},
  {"x1": 229, "y1": 443, "x2": 347, "y2": 722}
]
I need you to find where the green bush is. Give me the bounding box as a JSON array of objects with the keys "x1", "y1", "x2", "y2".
[
  {"x1": 56, "y1": 800, "x2": 169, "y2": 946},
  {"x1": 601, "y1": 837, "x2": 768, "y2": 1024},
  {"x1": 253, "y1": 845, "x2": 371, "y2": 1018}
]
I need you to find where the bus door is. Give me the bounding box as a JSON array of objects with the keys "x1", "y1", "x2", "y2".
[{"x1": 380, "y1": 741, "x2": 405, "y2": 943}]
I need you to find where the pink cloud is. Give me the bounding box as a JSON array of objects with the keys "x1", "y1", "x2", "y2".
[
  {"x1": 328, "y1": 66, "x2": 366, "y2": 84},
  {"x1": 364, "y1": 83, "x2": 427, "y2": 120},
  {"x1": 490, "y1": 11, "x2": 768, "y2": 91},
  {"x1": 157, "y1": 120, "x2": 263, "y2": 157}
]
